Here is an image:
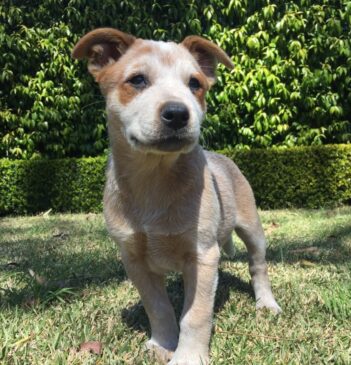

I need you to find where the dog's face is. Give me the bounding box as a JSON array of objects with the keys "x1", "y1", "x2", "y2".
[
  {"x1": 73, "y1": 28, "x2": 233, "y2": 154},
  {"x1": 102, "y1": 40, "x2": 208, "y2": 154}
]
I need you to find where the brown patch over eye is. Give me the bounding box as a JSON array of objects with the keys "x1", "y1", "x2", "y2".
[
  {"x1": 118, "y1": 74, "x2": 149, "y2": 105},
  {"x1": 118, "y1": 82, "x2": 139, "y2": 105}
]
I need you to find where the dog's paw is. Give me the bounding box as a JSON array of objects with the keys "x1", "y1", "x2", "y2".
[
  {"x1": 145, "y1": 339, "x2": 174, "y2": 364},
  {"x1": 256, "y1": 297, "x2": 282, "y2": 314},
  {"x1": 168, "y1": 351, "x2": 209, "y2": 365}
]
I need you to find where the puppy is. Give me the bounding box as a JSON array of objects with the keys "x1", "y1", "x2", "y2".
[{"x1": 72, "y1": 28, "x2": 281, "y2": 365}]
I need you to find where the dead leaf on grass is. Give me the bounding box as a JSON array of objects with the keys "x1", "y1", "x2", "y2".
[{"x1": 78, "y1": 341, "x2": 103, "y2": 355}]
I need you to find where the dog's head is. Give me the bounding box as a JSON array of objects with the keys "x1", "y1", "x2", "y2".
[{"x1": 73, "y1": 28, "x2": 233, "y2": 154}]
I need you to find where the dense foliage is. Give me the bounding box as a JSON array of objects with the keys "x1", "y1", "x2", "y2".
[
  {"x1": 0, "y1": 145, "x2": 350, "y2": 215},
  {"x1": 1, "y1": 0, "x2": 350, "y2": 159},
  {"x1": 0, "y1": 156, "x2": 106, "y2": 215},
  {"x1": 225, "y1": 144, "x2": 351, "y2": 208}
]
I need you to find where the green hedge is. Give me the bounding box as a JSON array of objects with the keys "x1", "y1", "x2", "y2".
[
  {"x1": 0, "y1": 156, "x2": 106, "y2": 215},
  {"x1": 0, "y1": 145, "x2": 350, "y2": 215},
  {"x1": 1, "y1": 1, "x2": 351, "y2": 159},
  {"x1": 225, "y1": 144, "x2": 351, "y2": 209}
]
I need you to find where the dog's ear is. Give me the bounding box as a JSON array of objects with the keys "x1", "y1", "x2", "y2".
[
  {"x1": 182, "y1": 36, "x2": 233, "y2": 85},
  {"x1": 72, "y1": 28, "x2": 136, "y2": 79}
]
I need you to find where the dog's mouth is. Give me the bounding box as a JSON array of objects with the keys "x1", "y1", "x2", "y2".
[{"x1": 130, "y1": 135, "x2": 195, "y2": 153}]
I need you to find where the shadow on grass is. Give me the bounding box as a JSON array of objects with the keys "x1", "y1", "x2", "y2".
[
  {"x1": 121, "y1": 269, "x2": 253, "y2": 337},
  {"x1": 233, "y1": 221, "x2": 351, "y2": 265},
  {"x1": 120, "y1": 217, "x2": 351, "y2": 337},
  {"x1": 0, "y1": 217, "x2": 126, "y2": 308},
  {"x1": 0, "y1": 216, "x2": 252, "y2": 323},
  {"x1": 1, "y1": 211, "x2": 349, "y2": 328}
]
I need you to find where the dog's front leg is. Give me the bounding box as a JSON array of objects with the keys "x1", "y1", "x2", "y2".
[
  {"x1": 121, "y1": 252, "x2": 179, "y2": 362},
  {"x1": 169, "y1": 245, "x2": 220, "y2": 365}
]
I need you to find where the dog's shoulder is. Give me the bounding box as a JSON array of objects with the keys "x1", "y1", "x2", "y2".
[
  {"x1": 204, "y1": 150, "x2": 240, "y2": 176},
  {"x1": 203, "y1": 149, "x2": 252, "y2": 196}
]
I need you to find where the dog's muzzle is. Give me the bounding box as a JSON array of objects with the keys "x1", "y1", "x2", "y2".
[
  {"x1": 129, "y1": 101, "x2": 198, "y2": 153},
  {"x1": 160, "y1": 101, "x2": 189, "y2": 131},
  {"x1": 130, "y1": 134, "x2": 196, "y2": 153}
]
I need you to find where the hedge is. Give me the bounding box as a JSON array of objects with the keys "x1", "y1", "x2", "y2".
[
  {"x1": 225, "y1": 144, "x2": 351, "y2": 209},
  {"x1": 0, "y1": 145, "x2": 350, "y2": 216},
  {"x1": 1, "y1": 1, "x2": 351, "y2": 159},
  {"x1": 0, "y1": 156, "x2": 106, "y2": 216}
]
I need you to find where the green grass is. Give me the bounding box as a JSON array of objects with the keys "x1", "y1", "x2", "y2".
[{"x1": 0, "y1": 207, "x2": 350, "y2": 364}]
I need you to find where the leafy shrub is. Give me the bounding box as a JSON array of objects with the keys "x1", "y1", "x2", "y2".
[
  {"x1": 0, "y1": 156, "x2": 106, "y2": 215},
  {"x1": 204, "y1": 1, "x2": 351, "y2": 149},
  {"x1": 223, "y1": 144, "x2": 351, "y2": 208},
  {"x1": 1, "y1": 145, "x2": 350, "y2": 215},
  {"x1": 0, "y1": 1, "x2": 350, "y2": 159}
]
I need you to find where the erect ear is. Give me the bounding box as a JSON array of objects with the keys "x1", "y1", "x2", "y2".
[
  {"x1": 181, "y1": 35, "x2": 233, "y2": 85},
  {"x1": 72, "y1": 28, "x2": 136, "y2": 79}
]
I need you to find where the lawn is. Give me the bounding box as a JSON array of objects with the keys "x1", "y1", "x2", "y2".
[{"x1": 0, "y1": 207, "x2": 350, "y2": 364}]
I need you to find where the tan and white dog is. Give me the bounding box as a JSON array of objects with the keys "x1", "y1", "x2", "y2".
[{"x1": 72, "y1": 28, "x2": 281, "y2": 365}]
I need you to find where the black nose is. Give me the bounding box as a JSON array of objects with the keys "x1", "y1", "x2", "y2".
[{"x1": 160, "y1": 102, "x2": 189, "y2": 130}]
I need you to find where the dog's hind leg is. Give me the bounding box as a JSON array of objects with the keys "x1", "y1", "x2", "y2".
[
  {"x1": 234, "y1": 213, "x2": 281, "y2": 313},
  {"x1": 231, "y1": 170, "x2": 281, "y2": 313}
]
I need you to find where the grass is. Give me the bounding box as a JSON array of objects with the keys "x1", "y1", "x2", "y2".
[{"x1": 0, "y1": 207, "x2": 350, "y2": 364}]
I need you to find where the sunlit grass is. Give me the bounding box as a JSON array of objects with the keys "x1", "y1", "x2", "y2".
[{"x1": 0, "y1": 207, "x2": 350, "y2": 364}]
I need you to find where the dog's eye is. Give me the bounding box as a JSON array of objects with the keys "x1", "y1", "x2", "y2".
[
  {"x1": 128, "y1": 74, "x2": 148, "y2": 88},
  {"x1": 189, "y1": 77, "x2": 201, "y2": 92}
]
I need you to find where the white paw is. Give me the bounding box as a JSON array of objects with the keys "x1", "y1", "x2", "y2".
[
  {"x1": 168, "y1": 351, "x2": 209, "y2": 365},
  {"x1": 146, "y1": 339, "x2": 174, "y2": 364},
  {"x1": 256, "y1": 297, "x2": 282, "y2": 314}
]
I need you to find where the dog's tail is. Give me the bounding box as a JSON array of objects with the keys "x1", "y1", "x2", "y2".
[{"x1": 223, "y1": 235, "x2": 235, "y2": 259}]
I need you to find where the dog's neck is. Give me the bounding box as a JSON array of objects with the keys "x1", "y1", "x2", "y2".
[{"x1": 108, "y1": 121, "x2": 203, "y2": 205}]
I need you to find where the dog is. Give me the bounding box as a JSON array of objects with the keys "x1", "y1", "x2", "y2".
[{"x1": 72, "y1": 28, "x2": 281, "y2": 365}]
